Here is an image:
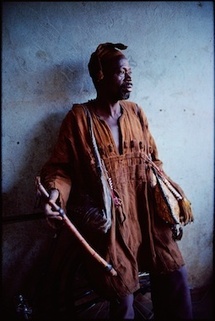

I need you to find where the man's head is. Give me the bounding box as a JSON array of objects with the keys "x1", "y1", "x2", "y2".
[
  {"x1": 88, "y1": 42, "x2": 133, "y2": 100},
  {"x1": 88, "y1": 42, "x2": 127, "y2": 83}
]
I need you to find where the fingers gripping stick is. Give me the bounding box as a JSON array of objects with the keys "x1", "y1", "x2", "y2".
[{"x1": 36, "y1": 177, "x2": 117, "y2": 277}]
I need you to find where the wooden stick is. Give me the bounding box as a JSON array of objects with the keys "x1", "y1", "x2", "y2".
[{"x1": 36, "y1": 177, "x2": 117, "y2": 277}]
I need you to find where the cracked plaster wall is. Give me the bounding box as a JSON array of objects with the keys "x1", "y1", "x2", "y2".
[{"x1": 2, "y1": 1, "x2": 214, "y2": 311}]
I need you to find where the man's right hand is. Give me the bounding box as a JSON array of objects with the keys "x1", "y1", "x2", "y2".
[{"x1": 44, "y1": 189, "x2": 63, "y2": 221}]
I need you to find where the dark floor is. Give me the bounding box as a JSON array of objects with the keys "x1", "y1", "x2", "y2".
[
  {"x1": 71, "y1": 272, "x2": 214, "y2": 320},
  {"x1": 73, "y1": 283, "x2": 214, "y2": 320},
  {"x1": 3, "y1": 275, "x2": 214, "y2": 320},
  {"x1": 191, "y1": 285, "x2": 214, "y2": 320}
]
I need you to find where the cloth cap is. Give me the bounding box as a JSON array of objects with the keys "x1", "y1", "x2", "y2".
[{"x1": 88, "y1": 42, "x2": 127, "y2": 82}]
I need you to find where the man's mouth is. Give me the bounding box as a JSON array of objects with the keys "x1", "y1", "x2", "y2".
[
  {"x1": 123, "y1": 83, "x2": 133, "y2": 92},
  {"x1": 126, "y1": 84, "x2": 133, "y2": 92}
]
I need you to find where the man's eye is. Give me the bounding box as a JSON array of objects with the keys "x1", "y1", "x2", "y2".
[{"x1": 119, "y1": 70, "x2": 132, "y2": 76}]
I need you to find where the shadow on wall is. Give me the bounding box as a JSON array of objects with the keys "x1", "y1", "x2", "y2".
[
  {"x1": 3, "y1": 111, "x2": 64, "y2": 216},
  {"x1": 34, "y1": 59, "x2": 89, "y2": 104},
  {"x1": 3, "y1": 60, "x2": 90, "y2": 219},
  {"x1": 2, "y1": 62, "x2": 92, "y2": 318}
]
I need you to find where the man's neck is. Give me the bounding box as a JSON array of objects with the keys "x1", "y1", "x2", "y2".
[{"x1": 94, "y1": 97, "x2": 121, "y2": 118}]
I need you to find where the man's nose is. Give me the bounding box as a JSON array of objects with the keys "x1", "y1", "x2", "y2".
[{"x1": 125, "y1": 73, "x2": 132, "y2": 81}]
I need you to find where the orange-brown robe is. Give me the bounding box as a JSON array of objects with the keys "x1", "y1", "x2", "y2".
[{"x1": 40, "y1": 100, "x2": 185, "y2": 299}]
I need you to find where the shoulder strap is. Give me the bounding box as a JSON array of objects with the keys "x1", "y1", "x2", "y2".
[
  {"x1": 81, "y1": 104, "x2": 113, "y2": 224},
  {"x1": 82, "y1": 104, "x2": 103, "y2": 176}
]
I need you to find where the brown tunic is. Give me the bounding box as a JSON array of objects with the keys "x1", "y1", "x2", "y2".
[{"x1": 40, "y1": 100, "x2": 185, "y2": 299}]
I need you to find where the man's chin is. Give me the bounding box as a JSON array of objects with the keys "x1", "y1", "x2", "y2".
[{"x1": 120, "y1": 92, "x2": 130, "y2": 100}]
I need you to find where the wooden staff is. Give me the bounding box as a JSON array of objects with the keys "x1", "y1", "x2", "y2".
[{"x1": 36, "y1": 177, "x2": 117, "y2": 277}]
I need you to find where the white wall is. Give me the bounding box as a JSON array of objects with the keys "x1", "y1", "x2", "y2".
[{"x1": 2, "y1": 1, "x2": 214, "y2": 290}]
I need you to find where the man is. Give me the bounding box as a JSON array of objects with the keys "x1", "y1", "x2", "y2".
[{"x1": 39, "y1": 42, "x2": 194, "y2": 319}]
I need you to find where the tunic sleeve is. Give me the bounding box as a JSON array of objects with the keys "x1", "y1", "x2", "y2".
[
  {"x1": 136, "y1": 105, "x2": 163, "y2": 169},
  {"x1": 40, "y1": 110, "x2": 74, "y2": 210},
  {"x1": 136, "y1": 105, "x2": 190, "y2": 199}
]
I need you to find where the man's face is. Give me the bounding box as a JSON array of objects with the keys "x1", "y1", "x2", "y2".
[{"x1": 101, "y1": 56, "x2": 133, "y2": 101}]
